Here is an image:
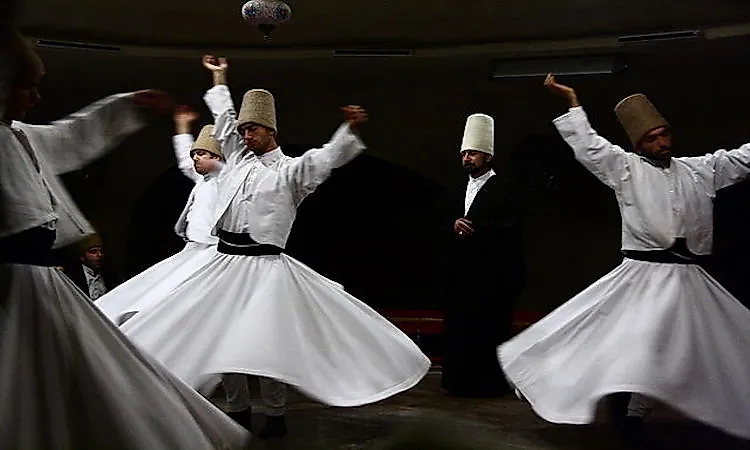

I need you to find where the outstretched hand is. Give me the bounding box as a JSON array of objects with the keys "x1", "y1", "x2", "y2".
[
  {"x1": 341, "y1": 105, "x2": 368, "y2": 132},
  {"x1": 202, "y1": 54, "x2": 228, "y2": 72},
  {"x1": 202, "y1": 55, "x2": 228, "y2": 86},
  {"x1": 174, "y1": 105, "x2": 200, "y2": 124},
  {"x1": 544, "y1": 73, "x2": 580, "y2": 107},
  {"x1": 132, "y1": 90, "x2": 173, "y2": 114}
]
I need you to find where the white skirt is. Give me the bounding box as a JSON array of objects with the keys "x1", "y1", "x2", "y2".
[
  {"x1": 0, "y1": 263, "x2": 249, "y2": 450},
  {"x1": 96, "y1": 242, "x2": 218, "y2": 325},
  {"x1": 498, "y1": 258, "x2": 750, "y2": 440},
  {"x1": 119, "y1": 252, "x2": 432, "y2": 407}
]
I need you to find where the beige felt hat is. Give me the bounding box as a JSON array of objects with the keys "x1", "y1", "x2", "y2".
[
  {"x1": 238, "y1": 89, "x2": 277, "y2": 133},
  {"x1": 75, "y1": 233, "x2": 103, "y2": 255},
  {"x1": 9, "y1": 30, "x2": 44, "y2": 83},
  {"x1": 191, "y1": 125, "x2": 222, "y2": 158},
  {"x1": 614, "y1": 93, "x2": 669, "y2": 149}
]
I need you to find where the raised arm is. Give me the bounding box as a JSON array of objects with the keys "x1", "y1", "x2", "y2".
[
  {"x1": 282, "y1": 106, "x2": 368, "y2": 203},
  {"x1": 21, "y1": 89, "x2": 172, "y2": 175},
  {"x1": 698, "y1": 144, "x2": 750, "y2": 191},
  {"x1": 172, "y1": 105, "x2": 202, "y2": 183},
  {"x1": 545, "y1": 74, "x2": 628, "y2": 189},
  {"x1": 201, "y1": 55, "x2": 244, "y2": 161}
]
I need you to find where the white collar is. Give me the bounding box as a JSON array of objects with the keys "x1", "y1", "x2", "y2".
[
  {"x1": 82, "y1": 264, "x2": 100, "y2": 278},
  {"x1": 468, "y1": 168, "x2": 495, "y2": 185},
  {"x1": 259, "y1": 147, "x2": 283, "y2": 165},
  {"x1": 242, "y1": 146, "x2": 284, "y2": 166},
  {"x1": 639, "y1": 155, "x2": 672, "y2": 169}
]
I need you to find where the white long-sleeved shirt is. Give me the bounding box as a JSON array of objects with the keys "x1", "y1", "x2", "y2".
[
  {"x1": 172, "y1": 134, "x2": 221, "y2": 245},
  {"x1": 464, "y1": 169, "x2": 495, "y2": 215},
  {"x1": 202, "y1": 84, "x2": 366, "y2": 249},
  {"x1": 83, "y1": 264, "x2": 108, "y2": 300},
  {"x1": 554, "y1": 106, "x2": 750, "y2": 255},
  {"x1": 0, "y1": 93, "x2": 145, "y2": 247}
]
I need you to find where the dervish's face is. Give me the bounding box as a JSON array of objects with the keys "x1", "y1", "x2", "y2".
[
  {"x1": 462, "y1": 150, "x2": 492, "y2": 176},
  {"x1": 239, "y1": 123, "x2": 276, "y2": 155},
  {"x1": 4, "y1": 70, "x2": 43, "y2": 122},
  {"x1": 637, "y1": 126, "x2": 672, "y2": 160},
  {"x1": 191, "y1": 149, "x2": 221, "y2": 175},
  {"x1": 81, "y1": 245, "x2": 104, "y2": 270}
]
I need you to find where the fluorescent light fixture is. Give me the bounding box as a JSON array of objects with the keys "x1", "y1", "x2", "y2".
[
  {"x1": 333, "y1": 49, "x2": 413, "y2": 57},
  {"x1": 491, "y1": 55, "x2": 626, "y2": 79},
  {"x1": 35, "y1": 39, "x2": 121, "y2": 53},
  {"x1": 617, "y1": 30, "x2": 702, "y2": 44}
]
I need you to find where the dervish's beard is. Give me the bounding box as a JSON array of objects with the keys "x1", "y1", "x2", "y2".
[{"x1": 463, "y1": 163, "x2": 485, "y2": 175}]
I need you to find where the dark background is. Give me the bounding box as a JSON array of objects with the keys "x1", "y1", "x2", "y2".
[{"x1": 19, "y1": 28, "x2": 750, "y2": 313}]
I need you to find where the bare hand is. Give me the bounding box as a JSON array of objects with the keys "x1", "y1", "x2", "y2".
[
  {"x1": 454, "y1": 218, "x2": 475, "y2": 237},
  {"x1": 174, "y1": 105, "x2": 200, "y2": 124},
  {"x1": 202, "y1": 54, "x2": 228, "y2": 72},
  {"x1": 341, "y1": 105, "x2": 368, "y2": 131},
  {"x1": 544, "y1": 73, "x2": 579, "y2": 107},
  {"x1": 132, "y1": 89, "x2": 173, "y2": 113}
]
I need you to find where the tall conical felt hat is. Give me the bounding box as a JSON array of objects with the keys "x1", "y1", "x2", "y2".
[
  {"x1": 191, "y1": 125, "x2": 222, "y2": 158},
  {"x1": 75, "y1": 233, "x2": 103, "y2": 255},
  {"x1": 1, "y1": 30, "x2": 44, "y2": 119},
  {"x1": 9, "y1": 30, "x2": 44, "y2": 83},
  {"x1": 614, "y1": 93, "x2": 669, "y2": 149},
  {"x1": 238, "y1": 89, "x2": 277, "y2": 133},
  {"x1": 0, "y1": 33, "x2": 12, "y2": 116},
  {"x1": 460, "y1": 113, "x2": 494, "y2": 156}
]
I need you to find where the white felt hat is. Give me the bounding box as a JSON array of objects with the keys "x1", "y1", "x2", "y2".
[{"x1": 460, "y1": 113, "x2": 494, "y2": 156}]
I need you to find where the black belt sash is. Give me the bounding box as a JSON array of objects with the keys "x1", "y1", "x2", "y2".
[
  {"x1": 622, "y1": 238, "x2": 711, "y2": 265},
  {"x1": 217, "y1": 230, "x2": 283, "y2": 256},
  {"x1": 0, "y1": 227, "x2": 58, "y2": 266}
]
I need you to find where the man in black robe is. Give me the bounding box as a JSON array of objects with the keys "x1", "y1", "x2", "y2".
[
  {"x1": 436, "y1": 113, "x2": 526, "y2": 398},
  {"x1": 62, "y1": 234, "x2": 122, "y2": 300}
]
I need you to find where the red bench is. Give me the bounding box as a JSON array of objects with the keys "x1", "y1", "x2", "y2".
[{"x1": 379, "y1": 309, "x2": 545, "y2": 366}]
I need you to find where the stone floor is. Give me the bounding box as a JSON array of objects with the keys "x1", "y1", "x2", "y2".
[{"x1": 222, "y1": 371, "x2": 750, "y2": 449}]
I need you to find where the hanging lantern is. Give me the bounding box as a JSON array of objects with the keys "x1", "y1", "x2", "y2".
[{"x1": 241, "y1": 0, "x2": 292, "y2": 40}]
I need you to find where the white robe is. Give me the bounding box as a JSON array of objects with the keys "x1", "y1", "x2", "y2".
[
  {"x1": 1, "y1": 93, "x2": 145, "y2": 246},
  {"x1": 116, "y1": 84, "x2": 432, "y2": 407},
  {"x1": 172, "y1": 133, "x2": 222, "y2": 245},
  {"x1": 498, "y1": 106, "x2": 750, "y2": 440},
  {"x1": 0, "y1": 96, "x2": 249, "y2": 449},
  {"x1": 96, "y1": 133, "x2": 221, "y2": 324}
]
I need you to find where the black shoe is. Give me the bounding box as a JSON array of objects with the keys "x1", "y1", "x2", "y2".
[
  {"x1": 227, "y1": 408, "x2": 252, "y2": 431},
  {"x1": 258, "y1": 415, "x2": 287, "y2": 439}
]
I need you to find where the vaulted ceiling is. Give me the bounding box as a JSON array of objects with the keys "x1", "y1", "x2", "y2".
[
  {"x1": 17, "y1": 0, "x2": 750, "y2": 56},
  {"x1": 14, "y1": 0, "x2": 750, "y2": 188}
]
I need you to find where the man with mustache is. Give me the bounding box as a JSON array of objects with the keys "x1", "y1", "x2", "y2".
[
  {"x1": 436, "y1": 113, "x2": 526, "y2": 398},
  {"x1": 499, "y1": 74, "x2": 750, "y2": 447},
  {"x1": 63, "y1": 232, "x2": 122, "y2": 300}
]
